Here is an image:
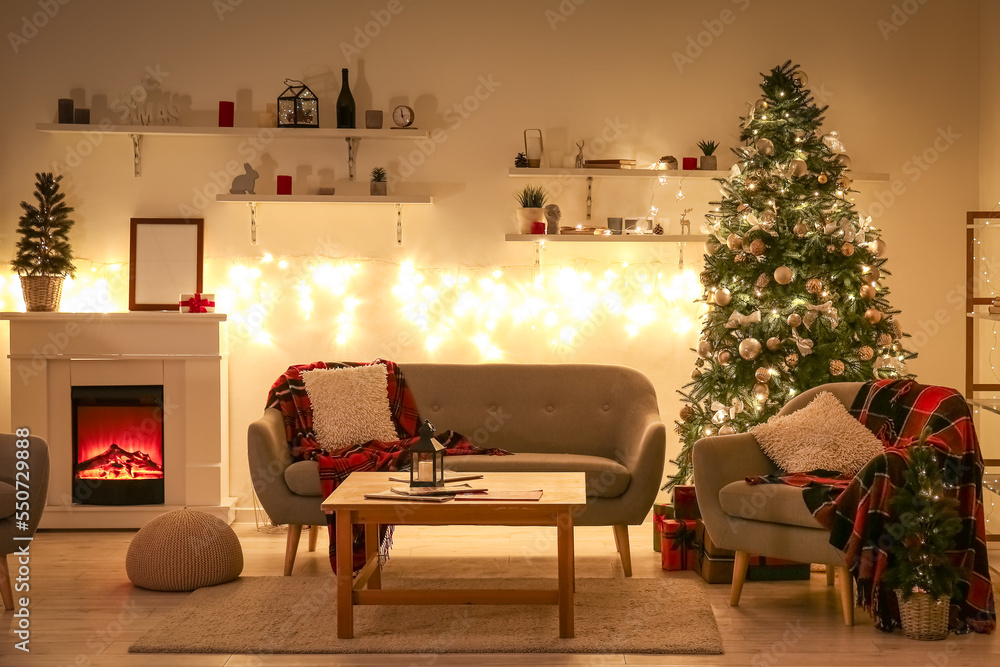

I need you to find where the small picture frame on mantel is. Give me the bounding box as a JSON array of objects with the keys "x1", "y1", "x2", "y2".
[{"x1": 129, "y1": 218, "x2": 204, "y2": 311}]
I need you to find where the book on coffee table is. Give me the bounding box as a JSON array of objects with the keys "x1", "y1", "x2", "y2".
[
  {"x1": 364, "y1": 490, "x2": 454, "y2": 502},
  {"x1": 388, "y1": 473, "x2": 485, "y2": 484},
  {"x1": 454, "y1": 490, "x2": 543, "y2": 501}
]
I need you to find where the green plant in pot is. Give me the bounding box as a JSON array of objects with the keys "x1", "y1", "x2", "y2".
[
  {"x1": 882, "y1": 428, "x2": 963, "y2": 640},
  {"x1": 11, "y1": 172, "x2": 76, "y2": 311},
  {"x1": 514, "y1": 185, "x2": 547, "y2": 234},
  {"x1": 697, "y1": 140, "x2": 719, "y2": 171},
  {"x1": 370, "y1": 166, "x2": 387, "y2": 196}
]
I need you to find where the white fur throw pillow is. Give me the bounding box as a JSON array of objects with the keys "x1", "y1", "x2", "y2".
[
  {"x1": 301, "y1": 364, "x2": 400, "y2": 451},
  {"x1": 750, "y1": 391, "x2": 884, "y2": 476}
]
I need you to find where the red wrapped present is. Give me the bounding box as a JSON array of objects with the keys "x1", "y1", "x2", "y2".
[
  {"x1": 672, "y1": 485, "x2": 700, "y2": 520},
  {"x1": 652, "y1": 503, "x2": 674, "y2": 552},
  {"x1": 660, "y1": 519, "x2": 698, "y2": 571},
  {"x1": 179, "y1": 293, "x2": 216, "y2": 313}
]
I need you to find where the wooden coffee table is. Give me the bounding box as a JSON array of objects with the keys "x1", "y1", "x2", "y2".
[{"x1": 321, "y1": 471, "x2": 587, "y2": 639}]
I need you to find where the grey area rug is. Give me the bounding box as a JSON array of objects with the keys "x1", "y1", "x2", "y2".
[{"x1": 130, "y1": 576, "x2": 723, "y2": 654}]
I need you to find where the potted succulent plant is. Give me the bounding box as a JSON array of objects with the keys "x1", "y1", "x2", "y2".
[
  {"x1": 882, "y1": 430, "x2": 963, "y2": 641},
  {"x1": 370, "y1": 166, "x2": 387, "y2": 196},
  {"x1": 514, "y1": 185, "x2": 547, "y2": 234},
  {"x1": 11, "y1": 172, "x2": 76, "y2": 311},
  {"x1": 697, "y1": 140, "x2": 719, "y2": 171}
]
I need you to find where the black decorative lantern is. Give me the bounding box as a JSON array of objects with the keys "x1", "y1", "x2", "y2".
[
  {"x1": 409, "y1": 420, "x2": 445, "y2": 488},
  {"x1": 277, "y1": 79, "x2": 318, "y2": 128}
]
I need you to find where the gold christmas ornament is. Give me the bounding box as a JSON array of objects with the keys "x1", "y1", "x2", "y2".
[
  {"x1": 864, "y1": 307, "x2": 883, "y2": 324},
  {"x1": 760, "y1": 209, "x2": 777, "y2": 224},
  {"x1": 792, "y1": 223, "x2": 808, "y2": 238},
  {"x1": 755, "y1": 273, "x2": 770, "y2": 290},
  {"x1": 714, "y1": 287, "x2": 732, "y2": 306},
  {"x1": 859, "y1": 345, "x2": 874, "y2": 361},
  {"x1": 697, "y1": 340, "x2": 713, "y2": 358},
  {"x1": 788, "y1": 158, "x2": 808, "y2": 178},
  {"x1": 827, "y1": 244, "x2": 837, "y2": 253},
  {"x1": 753, "y1": 382, "x2": 770, "y2": 401},
  {"x1": 754, "y1": 99, "x2": 768, "y2": 112},
  {"x1": 766, "y1": 336, "x2": 782, "y2": 351},
  {"x1": 691, "y1": 368, "x2": 703, "y2": 380},
  {"x1": 878, "y1": 333, "x2": 893, "y2": 347},
  {"x1": 792, "y1": 70, "x2": 809, "y2": 87},
  {"x1": 868, "y1": 267, "x2": 881, "y2": 283},
  {"x1": 785, "y1": 352, "x2": 800, "y2": 368},
  {"x1": 817, "y1": 173, "x2": 828, "y2": 184},
  {"x1": 860, "y1": 284, "x2": 877, "y2": 300},
  {"x1": 755, "y1": 367, "x2": 771, "y2": 383},
  {"x1": 774, "y1": 265, "x2": 793, "y2": 284},
  {"x1": 806, "y1": 278, "x2": 823, "y2": 294},
  {"x1": 748, "y1": 238, "x2": 766, "y2": 256},
  {"x1": 680, "y1": 405, "x2": 695, "y2": 422},
  {"x1": 841, "y1": 242, "x2": 855, "y2": 256},
  {"x1": 756, "y1": 137, "x2": 775, "y2": 156},
  {"x1": 874, "y1": 238, "x2": 887, "y2": 255},
  {"x1": 836, "y1": 154, "x2": 852, "y2": 168},
  {"x1": 739, "y1": 337, "x2": 763, "y2": 360},
  {"x1": 787, "y1": 313, "x2": 802, "y2": 328},
  {"x1": 830, "y1": 359, "x2": 845, "y2": 376},
  {"x1": 718, "y1": 350, "x2": 732, "y2": 366},
  {"x1": 727, "y1": 233, "x2": 743, "y2": 251},
  {"x1": 719, "y1": 425, "x2": 736, "y2": 435}
]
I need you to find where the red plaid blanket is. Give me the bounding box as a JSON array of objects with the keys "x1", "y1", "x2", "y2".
[
  {"x1": 749, "y1": 380, "x2": 995, "y2": 633},
  {"x1": 265, "y1": 360, "x2": 506, "y2": 572}
]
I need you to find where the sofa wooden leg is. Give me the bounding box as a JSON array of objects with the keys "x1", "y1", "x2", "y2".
[
  {"x1": 730, "y1": 550, "x2": 751, "y2": 607},
  {"x1": 612, "y1": 525, "x2": 632, "y2": 577},
  {"x1": 838, "y1": 566, "x2": 854, "y2": 625},
  {"x1": 826, "y1": 565, "x2": 835, "y2": 587},
  {"x1": 284, "y1": 524, "x2": 303, "y2": 576},
  {"x1": 308, "y1": 524, "x2": 319, "y2": 552},
  {"x1": 0, "y1": 554, "x2": 13, "y2": 611}
]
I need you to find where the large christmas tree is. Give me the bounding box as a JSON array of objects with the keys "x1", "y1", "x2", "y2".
[{"x1": 669, "y1": 62, "x2": 914, "y2": 488}]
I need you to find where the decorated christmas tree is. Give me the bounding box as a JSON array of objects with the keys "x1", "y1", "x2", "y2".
[
  {"x1": 668, "y1": 62, "x2": 914, "y2": 488},
  {"x1": 11, "y1": 172, "x2": 76, "y2": 277}
]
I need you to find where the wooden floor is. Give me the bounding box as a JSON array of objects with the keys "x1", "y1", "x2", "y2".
[{"x1": 1, "y1": 521, "x2": 998, "y2": 666}]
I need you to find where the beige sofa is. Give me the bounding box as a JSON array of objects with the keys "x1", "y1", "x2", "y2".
[{"x1": 248, "y1": 363, "x2": 666, "y2": 576}]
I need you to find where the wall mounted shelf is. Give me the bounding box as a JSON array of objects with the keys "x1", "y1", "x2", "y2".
[
  {"x1": 508, "y1": 167, "x2": 891, "y2": 181},
  {"x1": 36, "y1": 123, "x2": 427, "y2": 179},
  {"x1": 504, "y1": 234, "x2": 706, "y2": 243}
]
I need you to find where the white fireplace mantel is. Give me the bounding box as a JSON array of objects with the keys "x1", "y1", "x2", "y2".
[{"x1": 1, "y1": 312, "x2": 235, "y2": 528}]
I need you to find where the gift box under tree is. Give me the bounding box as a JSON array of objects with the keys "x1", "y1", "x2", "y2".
[
  {"x1": 672, "y1": 484, "x2": 700, "y2": 520},
  {"x1": 652, "y1": 501, "x2": 674, "y2": 552},
  {"x1": 660, "y1": 518, "x2": 698, "y2": 571}
]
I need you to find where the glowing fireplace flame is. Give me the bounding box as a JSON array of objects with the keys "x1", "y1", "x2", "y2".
[{"x1": 76, "y1": 443, "x2": 164, "y2": 480}]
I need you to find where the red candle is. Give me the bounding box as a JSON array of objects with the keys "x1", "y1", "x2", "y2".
[
  {"x1": 218, "y1": 101, "x2": 235, "y2": 127},
  {"x1": 277, "y1": 175, "x2": 292, "y2": 195},
  {"x1": 529, "y1": 221, "x2": 546, "y2": 234},
  {"x1": 682, "y1": 157, "x2": 698, "y2": 170}
]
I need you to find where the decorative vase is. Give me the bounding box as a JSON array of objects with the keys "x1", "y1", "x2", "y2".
[
  {"x1": 370, "y1": 181, "x2": 387, "y2": 196},
  {"x1": 516, "y1": 207, "x2": 544, "y2": 234},
  {"x1": 895, "y1": 590, "x2": 950, "y2": 641},
  {"x1": 700, "y1": 155, "x2": 717, "y2": 171},
  {"x1": 20, "y1": 275, "x2": 64, "y2": 312}
]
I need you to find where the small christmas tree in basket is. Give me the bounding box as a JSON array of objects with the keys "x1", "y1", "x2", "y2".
[
  {"x1": 883, "y1": 428, "x2": 964, "y2": 640},
  {"x1": 11, "y1": 172, "x2": 76, "y2": 311}
]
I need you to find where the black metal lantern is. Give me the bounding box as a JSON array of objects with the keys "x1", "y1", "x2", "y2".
[
  {"x1": 409, "y1": 420, "x2": 445, "y2": 488},
  {"x1": 277, "y1": 79, "x2": 318, "y2": 128}
]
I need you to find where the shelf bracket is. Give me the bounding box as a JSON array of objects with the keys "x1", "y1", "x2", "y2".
[
  {"x1": 586, "y1": 176, "x2": 593, "y2": 221},
  {"x1": 346, "y1": 137, "x2": 361, "y2": 181},
  {"x1": 130, "y1": 133, "x2": 142, "y2": 177},
  {"x1": 533, "y1": 240, "x2": 546, "y2": 270},
  {"x1": 396, "y1": 203, "x2": 403, "y2": 246},
  {"x1": 248, "y1": 201, "x2": 257, "y2": 245}
]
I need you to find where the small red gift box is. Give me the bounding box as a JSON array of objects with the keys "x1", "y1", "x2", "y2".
[
  {"x1": 672, "y1": 485, "x2": 700, "y2": 520},
  {"x1": 660, "y1": 518, "x2": 698, "y2": 571},
  {"x1": 179, "y1": 293, "x2": 216, "y2": 313},
  {"x1": 652, "y1": 502, "x2": 674, "y2": 552}
]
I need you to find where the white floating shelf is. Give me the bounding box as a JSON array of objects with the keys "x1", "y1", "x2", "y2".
[
  {"x1": 505, "y1": 234, "x2": 707, "y2": 243},
  {"x1": 217, "y1": 195, "x2": 433, "y2": 205},
  {"x1": 968, "y1": 313, "x2": 1000, "y2": 322},
  {"x1": 508, "y1": 167, "x2": 890, "y2": 182},
  {"x1": 36, "y1": 123, "x2": 428, "y2": 139}
]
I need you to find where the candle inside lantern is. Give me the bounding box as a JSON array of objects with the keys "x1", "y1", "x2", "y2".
[{"x1": 418, "y1": 460, "x2": 433, "y2": 481}]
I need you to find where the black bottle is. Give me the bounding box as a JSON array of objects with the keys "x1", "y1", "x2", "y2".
[{"x1": 336, "y1": 68, "x2": 356, "y2": 129}]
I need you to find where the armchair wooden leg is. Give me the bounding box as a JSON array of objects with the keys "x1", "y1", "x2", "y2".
[
  {"x1": 612, "y1": 524, "x2": 632, "y2": 577},
  {"x1": 283, "y1": 524, "x2": 303, "y2": 576},
  {"x1": 826, "y1": 565, "x2": 835, "y2": 587},
  {"x1": 0, "y1": 554, "x2": 13, "y2": 611},
  {"x1": 838, "y1": 566, "x2": 854, "y2": 625},
  {"x1": 308, "y1": 524, "x2": 319, "y2": 552},
  {"x1": 730, "y1": 550, "x2": 751, "y2": 606}
]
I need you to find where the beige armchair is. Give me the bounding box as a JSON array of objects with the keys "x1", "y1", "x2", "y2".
[
  {"x1": 1, "y1": 433, "x2": 49, "y2": 610},
  {"x1": 693, "y1": 382, "x2": 863, "y2": 625}
]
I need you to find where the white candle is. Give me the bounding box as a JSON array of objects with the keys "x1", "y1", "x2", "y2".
[{"x1": 418, "y1": 460, "x2": 433, "y2": 481}]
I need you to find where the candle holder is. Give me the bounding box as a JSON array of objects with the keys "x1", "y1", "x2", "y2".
[{"x1": 408, "y1": 420, "x2": 445, "y2": 488}]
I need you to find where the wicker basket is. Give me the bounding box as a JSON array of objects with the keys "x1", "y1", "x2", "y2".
[
  {"x1": 20, "y1": 275, "x2": 64, "y2": 312},
  {"x1": 895, "y1": 590, "x2": 950, "y2": 640}
]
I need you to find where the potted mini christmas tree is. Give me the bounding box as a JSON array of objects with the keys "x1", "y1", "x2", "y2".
[
  {"x1": 883, "y1": 429, "x2": 963, "y2": 640},
  {"x1": 11, "y1": 172, "x2": 76, "y2": 311}
]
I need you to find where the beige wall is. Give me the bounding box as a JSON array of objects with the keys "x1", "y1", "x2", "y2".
[{"x1": 0, "y1": 0, "x2": 986, "y2": 518}]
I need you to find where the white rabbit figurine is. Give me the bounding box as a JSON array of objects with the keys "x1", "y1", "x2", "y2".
[{"x1": 230, "y1": 163, "x2": 259, "y2": 195}]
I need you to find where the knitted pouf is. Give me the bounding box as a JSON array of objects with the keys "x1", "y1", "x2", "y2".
[{"x1": 126, "y1": 509, "x2": 243, "y2": 591}]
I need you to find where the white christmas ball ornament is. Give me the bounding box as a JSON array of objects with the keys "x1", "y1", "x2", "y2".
[
  {"x1": 792, "y1": 70, "x2": 809, "y2": 87},
  {"x1": 753, "y1": 383, "x2": 770, "y2": 402},
  {"x1": 836, "y1": 154, "x2": 852, "y2": 168},
  {"x1": 698, "y1": 340, "x2": 713, "y2": 358},
  {"x1": 774, "y1": 266, "x2": 793, "y2": 285},
  {"x1": 788, "y1": 159, "x2": 808, "y2": 177},
  {"x1": 739, "y1": 337, "x2": 762, "y2": 360},
  {"x1": 718, "y1": 425, "x2": 736, "y2": 436},
  {"x1": 756, "y1": 138, "x2": 775, "y2": 156},
  {"x1": 714, "y1": 287, "x2": 732, "y2": 306}
]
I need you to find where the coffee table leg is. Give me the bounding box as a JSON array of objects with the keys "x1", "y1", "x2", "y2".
[
  {"x1": 557, "y1": 509, "x2": 575, "y2": 638},
  {"x1": 365, "y1": 523, "x2": 381, "y2": 589},
  {"x1": 336, "y1": 510, "x2": 354, "y2": 639}
]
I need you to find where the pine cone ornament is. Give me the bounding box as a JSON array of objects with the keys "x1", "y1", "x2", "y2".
[
  {"x1": 806, "y1": 278, "x2": 823, "y2": 294},
  {"x1": 653, "y1": 223, "x2": 664, "y2": 235},
  {"x1": 749, "y1": 238, "x2": 766, "y2": 256},
  {"x1": 785, "y1": 352, "x2": 799, "y2": 368},
  {"x1": 878, "y1": 333, "x2": 893, "y2": 347},
  {"x1": 755, "y1": 273, "x2": 770, "y2": 290},
  {"x1": 734, "y1": 252, "x2": 749, "y2": 263},
  {"x1": 891, "y1": 318, "x2": 903, "y2": 338},
  {"x1": 680, "y1": 405, "x2": 695, "y2": 422},
  {"x1": 830, "y1": 359, "x2": 845, "y2": 376},
  {"x1": 859, "y1": 345, "x2": 874, "y2": 361}
]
